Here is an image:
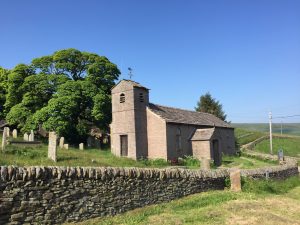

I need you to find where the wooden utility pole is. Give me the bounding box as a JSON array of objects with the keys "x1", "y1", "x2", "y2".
[{"x1": 269, "y1": 112, "x2": 273, "y2": 154}]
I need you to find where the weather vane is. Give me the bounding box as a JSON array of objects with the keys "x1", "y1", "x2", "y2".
[{"x1": 128, "y1": 67, "x2": 133, "y2": 80}]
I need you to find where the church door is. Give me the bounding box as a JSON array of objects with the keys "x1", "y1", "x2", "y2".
[
  {"x1": 212, "y1": 139, "x2": 221, "y2": 166},
  {"x1": 120, "y1": 135, "x2": 128, "y2": 156}
]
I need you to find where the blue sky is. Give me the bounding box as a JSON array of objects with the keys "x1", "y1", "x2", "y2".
[{"x1": 0, "y1": 0, "x2": 299, "y2": 123}]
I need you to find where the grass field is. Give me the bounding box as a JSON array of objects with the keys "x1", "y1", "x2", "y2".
[
  {"x1": 234, "y1": 128, "x2": 266, "y2": 146},
  {"x1": 220, "y1": 155, "x2": 276, "y2": 169},
  {"x1": 233, "y1": 123, "x2": 300, "y2": 136},
  {"x1": 66, "y1": 176, "x2": 300, "y2": 225},
  {"x1": 254, "y1": 137, "x2": 300, "y2": 158},
  {"x1": 0, "y1": 144, "x2": 275, "y2": 169}
]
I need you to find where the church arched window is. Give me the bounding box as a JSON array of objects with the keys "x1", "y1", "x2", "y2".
[
  {"x1": 176, "y1": 127, "x2": 182, "y2": 151},
  {"x1": 120, "y1": 93, "x2": 125, "y2": 103}
]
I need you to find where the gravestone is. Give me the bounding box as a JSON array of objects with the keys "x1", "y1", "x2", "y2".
[
  {"x1": 12, "y1": 129, "x2": 17, "y2": 138},
  {"x1": 23, "y1": 133, "x2": 29, "y2": 141},
  {"x1": 59, "y1": 137, "x2": 64, "y2": 149},
  {"x1": 201, "y1": 158, "x2": 211, "y2": 170},
  {"x1": 87, "y1": 136, "x2": 93, "y2": 147},
  {"x1": 95, "y1": 139, "x2": 101, "y2": 149},
  {"x1": 29, "y1": 130, "x2": 34, "y2": 141},
  {"x1": 63, "y1": 144, "x2": 69, "y2": 150},
  {"x1": 1, "y1": 127, "x2": 8, "y2": 151},
  {"x1": 6, "y1": 127, "x2": 10, "y2": 137},
  {"x1": 48, "y1": 132, "x2": 57, "y2": 162},
  {"x1": 79, "y1": 143, "x2": 84, "y2": 150},
  {"x1": 278, "y1": 149, "x2": 284, "y2": 163},
  {"x1": 230, "y1": 168, "x2": 241, "y2": 192}
]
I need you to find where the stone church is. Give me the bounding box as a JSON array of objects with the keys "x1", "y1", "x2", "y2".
[{"x1": 110, "y1": 80, "x2": 236, "y2": 165}]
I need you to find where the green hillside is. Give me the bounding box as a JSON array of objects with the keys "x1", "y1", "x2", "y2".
[{"x1": 233, "y1": 123, "x2": 300, "y2": 136}]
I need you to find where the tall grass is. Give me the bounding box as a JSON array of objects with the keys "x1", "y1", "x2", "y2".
[{"x1": 242, "y1": 176, "x2": 300, "y2": 195}]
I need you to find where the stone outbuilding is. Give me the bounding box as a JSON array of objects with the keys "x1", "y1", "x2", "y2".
[{"x1": 110, "y1": 80, "x2": 236, "y2": 165}]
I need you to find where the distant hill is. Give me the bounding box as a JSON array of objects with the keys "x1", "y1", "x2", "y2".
[{"x1": 232, "y1": 123, "x2": 300, "y2": 136}]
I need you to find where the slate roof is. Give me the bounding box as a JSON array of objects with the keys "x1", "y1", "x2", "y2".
[
  {"x1": 112, "y1": 79, "x2": 149, "y2": 90},
  {"x1": 190, "y1": 128, "x2": 215, "y2": 141},
  {"x1": 148, "y1": 103, "x2": 232, "y2": 128}
]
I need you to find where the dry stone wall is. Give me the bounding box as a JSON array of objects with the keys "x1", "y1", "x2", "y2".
[
  {"x1": 0, "y1": 166, "x2": 227, "y2": 224},
  {"x1": 0, "y1": 163, "x2": 298, "y2": 224}
]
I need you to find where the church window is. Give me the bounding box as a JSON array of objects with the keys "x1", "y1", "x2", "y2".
[
  {"x1": 120, "y1": 93, "x2": 125, "y2": 103},
  {"x1": 139, "y1": 93, "x2": 144, "y2": 102},
  {"x1": 176, "y1": 127, "x2": 182, "y2": 151}
]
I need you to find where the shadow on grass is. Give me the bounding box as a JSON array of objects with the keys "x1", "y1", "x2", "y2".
[
  {"x1": 222, "y1": 160, "x2": 234, "y2": 164},
  {"x1": 58, "y1": 156, "x2": 79, "y2": 161}
]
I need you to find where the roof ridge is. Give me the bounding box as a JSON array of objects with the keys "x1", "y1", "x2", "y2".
[
  {"x1": 150, "y1": 103, "x2": 218, "y2": 117},
  {"x1": 111, "y1": 79, "x2": 149, "y2": 90}
]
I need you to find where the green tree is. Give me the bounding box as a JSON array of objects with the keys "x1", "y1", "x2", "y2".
[
  {"x1": 195, "y1": 92, "x2": 227, "y2": 121},
  {"x1": 33, "y1": 80, "x2": 99, "y2": 142},
  {"x1": 21, "y1": 74, "x2": 69, "y2": 111},
  {"x1": 4, "y1": 64, "x2": 35, "y2": 114},
  {"x1": 6, "y1": 103, "x2": 31, "y2": 130},
  {"x1": 0, "y1": 67, "x2": 9, "y2": 119},
  {"x1": 4, "y1": 48, "x2": 120, "y2": 142},
  {"x1": 32, "y1": 48, "x2": 120, "y2": 83}
]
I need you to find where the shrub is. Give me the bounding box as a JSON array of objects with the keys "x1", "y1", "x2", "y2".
[{"x1": 181, "y1": 156, "x2": 200, "y2": 167}]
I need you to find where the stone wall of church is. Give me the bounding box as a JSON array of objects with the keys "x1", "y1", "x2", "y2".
[
  {"x1": 166, "y1": 124, "x2": 235, "y2": 160},
  {"x1": 146, "y1": 108, "x2": 168, "y2": 159}
]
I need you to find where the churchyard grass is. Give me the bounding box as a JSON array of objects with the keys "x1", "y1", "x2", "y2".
[
  {"x1": 0, "y1": 142, "x2": 273, "y2": 169},
  {"x1": 0, "y1": 143, "x2": 275, "y2": 169},
  {"x1": 66, "y1": 176, "x2": 300, "y2": 225},
  {"x1": 0, "y1": 130, "x2": 277, "y2": 168},
  {"x1": 0, "y1": 144, "x2": 169, "y2": 168}
]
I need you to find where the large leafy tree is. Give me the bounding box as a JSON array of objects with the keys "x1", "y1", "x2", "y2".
[
  {"x1": 4, "y1": 48, "x2": 120, "y2": 142},
  {"x1": 4, "y1": 64, "x2": 34, "y2": 114},
  {"x1": 0, "y1": 67, "x2": 9, "y2": 119},
  {"x1": 195, "y1": 92, "x2": 227, "y2": 121},
  {"x1": 34, "y1": 80, "x2": 102, "y2": 142}
]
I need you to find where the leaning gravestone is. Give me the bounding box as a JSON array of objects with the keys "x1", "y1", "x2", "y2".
[
  {"x1": 63, "y1": 144, "x2": 69, "y2": 150},
  {"x1": 59, "y1": 137, "x2": 64, "y2": 149},
  {"x1": 230, "y1": 168, "x2": 241, "y2": 192},
  {"x1": 201, "y1": 158, "x2": 211, "y2": 170},
  {"x1": 79, "y1": 143, "x2": 84, "y2": 150},
  {"x1": 48, "y1": 132, "x2": 57, "y2": 162},
  {"x1": 23, "y1": 133, "x2": 29, "y2": 141},
  {"x1": 1, "y1": 127, "x2": 8, "y2": 151},
  {"x1": 6, "y1": 127, "x2": 10, "y2": 137},
  {"x1": 12, "y1": 129, "x2": 17, "y2": 138}
]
